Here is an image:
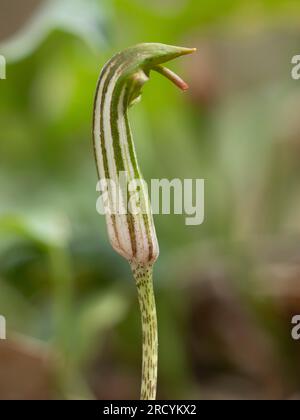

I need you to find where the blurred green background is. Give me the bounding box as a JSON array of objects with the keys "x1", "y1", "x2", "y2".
[{"x1": 1, "y1": 0, "x2": 300, "y2": 400}]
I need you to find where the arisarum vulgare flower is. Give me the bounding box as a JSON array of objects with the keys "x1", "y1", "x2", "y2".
[{"x1": 93, "y1": 43, "x2": 195, "y2": 400}]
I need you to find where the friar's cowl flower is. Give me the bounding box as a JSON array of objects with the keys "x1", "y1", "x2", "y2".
[{"x1": 93, "y1": 43, "x2": 195, "y2": 400}]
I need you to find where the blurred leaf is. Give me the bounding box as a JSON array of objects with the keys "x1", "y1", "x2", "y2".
[
  {"x1": 75, "y1": 289, "x2": 129, "y2": 363},
  {"x1": 0, "y1": 0, "x2": 109, "y2": 62},
  {"x1": 0, "y1": 276, "x2": 37, "y2": 330},
  {"x1": 0, "y1": 213, "x2": 71, "y2": 248}
]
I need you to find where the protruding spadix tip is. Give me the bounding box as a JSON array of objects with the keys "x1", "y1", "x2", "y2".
[{"x1": 153, "y1": 65, "x2": 190, "y2": 91}]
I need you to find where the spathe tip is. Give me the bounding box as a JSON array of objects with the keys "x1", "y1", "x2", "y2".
[{"x1": 180, "y1": 47, "x2": 197, "y2": 55}]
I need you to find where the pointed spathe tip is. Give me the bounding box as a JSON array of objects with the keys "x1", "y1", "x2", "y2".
[
  {"x1": 181, "y1": 47, "x2": 197, "y2": 55},
  {"x1": 167, "y1": 46, "x2": 197, "y2": 58}
]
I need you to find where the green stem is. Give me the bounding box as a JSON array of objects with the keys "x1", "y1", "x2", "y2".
[{"x1": 131, "y1": 262, "x2": 158, "y2": 400}]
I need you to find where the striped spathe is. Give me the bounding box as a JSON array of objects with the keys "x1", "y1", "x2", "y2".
[{"x1": 93, "y1": 43, "x2": 195, "y2": 264}]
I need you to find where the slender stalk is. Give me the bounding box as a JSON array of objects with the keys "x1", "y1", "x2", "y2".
[{"x1": 131, "y1": 262, "x2": 158, "y2": 400}]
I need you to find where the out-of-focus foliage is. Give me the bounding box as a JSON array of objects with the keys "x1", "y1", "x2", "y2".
[
  {"x1": 0, "y1": 0, "x2": 109, "y2": 62},
  {"x1": 0, "y1": 0, "x2": 300, "y2": 399}
]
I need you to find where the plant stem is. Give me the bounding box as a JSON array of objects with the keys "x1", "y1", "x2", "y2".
[{"x1": 131, "y1": 262, "x2": 158, "y2": 400}]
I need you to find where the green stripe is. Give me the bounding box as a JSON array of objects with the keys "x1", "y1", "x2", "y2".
[
  {"x1": 123, "y1": 84, "x2": 154, "y2": 262},
  {"x1": 94, "y1": 57, "x2": 124, "y2": 247},
  {"x1": 110, "y1": 81, "x2": 137, "y2": 257}
]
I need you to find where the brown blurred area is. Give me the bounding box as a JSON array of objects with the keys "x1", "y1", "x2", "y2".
[
  {"x1": 0, "y1": 0, "x2": 42, "y2": 41},
  {"x1": 0, "y1": 336, "x2": 54, "y2": 399}
]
